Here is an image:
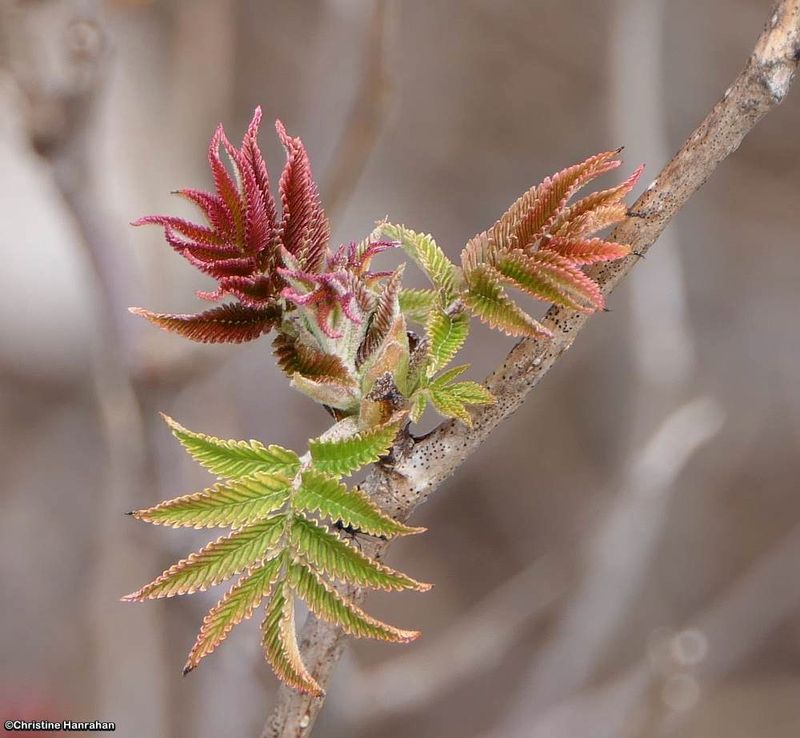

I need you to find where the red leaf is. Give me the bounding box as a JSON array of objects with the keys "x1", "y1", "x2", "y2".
[
  {"x1": 176, "y1": 189, "x2": 236, "y2": 238},
  {"x1": 527, "y1": 250, "x2": 605, "y2": 311},
  {"x1": 130, "y1": 304, "x2": 277, "y2": 343},
  {"x1": 133, "y1": 215, "x2": 223, "y2": 246},
  {"x1": 540, "y1": 236, "x2": 631, "y2": 264},
  {"x1": 276, "y1": 120, "x2": 330, "y2": 273},
  {"x1": 240, "y1": 107, "x2": 279, "y2": 260},
  {"x1": 219, "y1": 274, "x2": 279, "y2": 306},
  {"x1": 208, "y1": 124, "x2": 244, "y2": 242}
]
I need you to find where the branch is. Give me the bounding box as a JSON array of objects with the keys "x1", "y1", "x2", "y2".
[{"x1": 264, "y1": 2, "x2": 800, "y2": 734}]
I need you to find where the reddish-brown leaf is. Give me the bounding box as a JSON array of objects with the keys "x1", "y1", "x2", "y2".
[
  {"x1": 276, "y1": 120, "x2": 330, "y2": 273},
  {"x1": 130, "y1": 303, "x2": 277, "y2": 344}
]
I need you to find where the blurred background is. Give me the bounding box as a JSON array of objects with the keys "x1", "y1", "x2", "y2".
[{"x1": 1, "y1": 1, "x2": 799, "y2": 736}]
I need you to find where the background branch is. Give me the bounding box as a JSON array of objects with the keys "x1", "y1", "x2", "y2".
[
  {"x1": 481, "y1": 397, "x2": 724, "y2": 738},
  {"x1": 0, "y1": 2, "x2": 169, "y2": 731},
  {"x1": 264, "y1": 2, "x2": 800, "y2": 735},
  {"x1": 321, "y1": 0, "x2": 391, "y2": 221},
  {"x1": 514, "y1": 521, "x2": 800, "y2": 738}
]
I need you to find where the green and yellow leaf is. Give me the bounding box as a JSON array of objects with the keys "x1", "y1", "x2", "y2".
[
  {"x1": 262, "y1": 579, "x2": 322, "y2": 696},
  {"x1": 429, "y1": 388, "x2": 472, "y2": 426},
  {"x1": 131, "y1": 472, "x2": 292, "y2": 529},
  {"x1": 429, "y1": 364, "x2": 470, "y2": 389},
  {"x1": 378, "y1": 222, "x2": 459, "y2": 298},
  {"x1": 294, "y1": 469, "x2": 422, "y2": 537},
  {"x1": 444, "y1": 381, "x2": 496, "y2": 407},
  {"x1": 288, "y1": 563, "x2": 420, "y2": 643},
  {"x1": 425, "y1": 308, "x2": 470, "y2": 375},
  {"x1": 184, "y1": 554, "x2": 284, "y2": 673},
  {"x1": 290, "y1": 518, "x2": 430, "y2": 592},
  {"x1": 399, "y1": 288, "x2": 436, "y2": 323},
  {"x1": 408, "y1": 390, "x2": 428, "y2": 423},
  {"x1": 122, "y1": 516, "x2": 285, "y2": 600},
  {"x1": 428, "y1": 369, "x2": 494, "y2": 427},
  {"x1": 462, "y1": 266, "x2": 551, "y2": 338},
  {"x1": 308, "y1": 422, "x2": 399, "y2": 477},
  {"x1": 163, "y1": 415, "x2": 300, "y2": 480}
]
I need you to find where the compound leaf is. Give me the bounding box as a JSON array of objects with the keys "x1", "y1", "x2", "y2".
[
  {"x1": 483, "y1": 150, "x2": 622, "y2": 253},
  {"x1": 445, "y1": 381, "x2": 496, "y2": 407},
  {"x1": 429, "y1": 364, "x2": 470, "y2": 389}
]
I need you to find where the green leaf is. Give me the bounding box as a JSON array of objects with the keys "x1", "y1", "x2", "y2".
[
  {"x1": 378, "y1": 222, "x2": 459, "y2": 297},
  {"x1": 288, "y1": 563, "x2": 419, "y2": 643},
  {"x1": 425, "y1": 308, "x2": 470, "y2": 375},
  {"x1": 429, "y1": 364, "x2": 470, "y2": 389},
  {"x1": 462, "y1": 265, "x2": 551, "y2": 338},
  {"x1": 294, "y1": 469, "x2": 423, "y2": 537},
  {"x1": 131, "y1": 472, "x2": 292, "y2": 529},
  {"x1": 308, "y1": 422, "x2": 399, "y2": 477},
  {"x1": 408, "y1": 391, "x2": 428, "y2": 423},
  {"x1": 398, "y1": 288, "x2": 437, "y2": 323},
  {"x1": 163, "y1": 415, "x2": 300, "y2": 480},
  {"x1": 429, "y1": 387, "x2": 473, "y2": 427},
  {"x1": 290, "y1": 374, "x2": 360, "y2": 412},
  {"x1": 446, "y1": 381, "x2": 496, "y2": 407},
  {"x1": 290, "y1": 518, "x2": 430, "y2": 592},
  {"x1": 429, "y1": 379, "x2": 495, "y2": 427},
  {"x1": 184, "y1": 554, "x2": 284, "y2": 673},
  {"x1": 122, "y1": 516, "x2": 285, "y2": 600},
  {"x1": 261, "y1": 578, "x2": 322, "y2": 696}
]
